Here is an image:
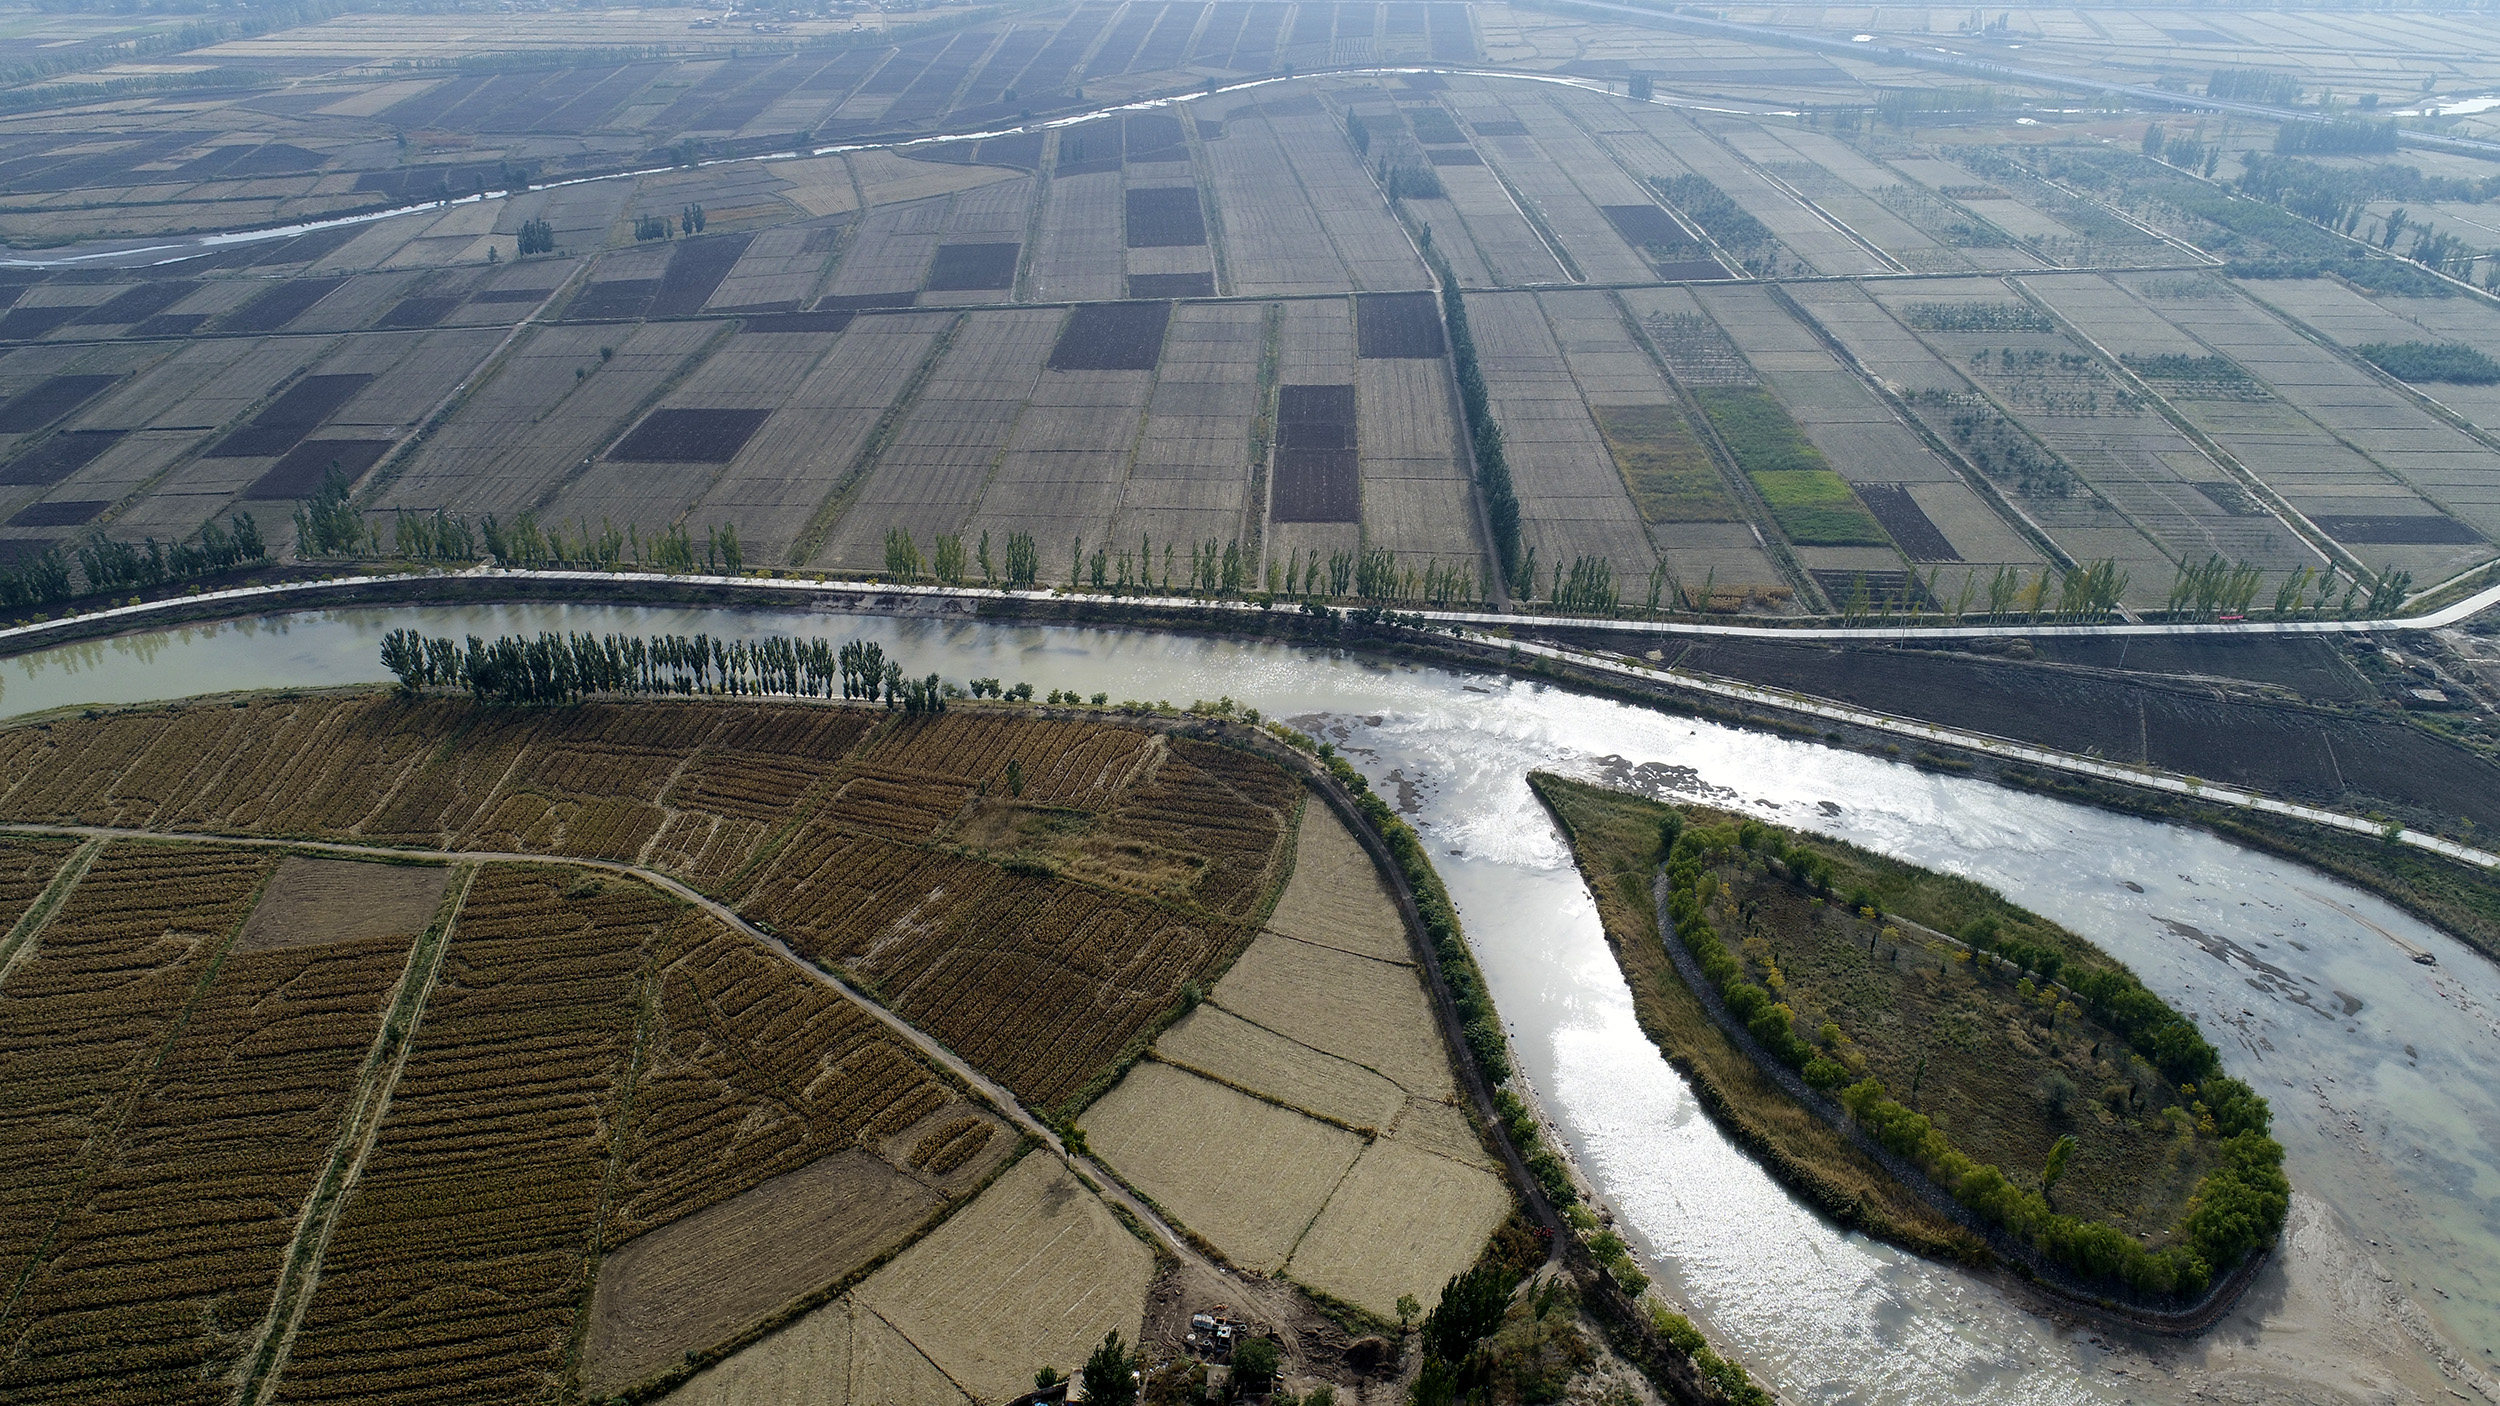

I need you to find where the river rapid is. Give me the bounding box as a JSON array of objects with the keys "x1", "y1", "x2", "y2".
[{"x1": 6, "y1": 603, "x2": 2495, "y2": 1404}]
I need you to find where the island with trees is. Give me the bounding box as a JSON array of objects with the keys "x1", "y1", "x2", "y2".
[{"x1": 1532, "y1": 775, "x2": 2288, "y2": 1321}]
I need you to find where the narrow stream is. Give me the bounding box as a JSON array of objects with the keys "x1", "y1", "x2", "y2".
[{"x1": 6, "y1": 604, "x2": 2494, "y2": 1403}]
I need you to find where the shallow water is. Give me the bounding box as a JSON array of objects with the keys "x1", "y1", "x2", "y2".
[{"x1": 5, "y1": 604, "x2": 2494, "y2": 1400}]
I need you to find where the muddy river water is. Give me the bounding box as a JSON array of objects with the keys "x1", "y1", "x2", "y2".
[{"x1": 5, "y1": 603, "x2": 2495, "y2": 1404}]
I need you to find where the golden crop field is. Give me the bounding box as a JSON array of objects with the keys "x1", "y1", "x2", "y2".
[
  {"x1": 0, "y1": 846, "x2": 273, "y2": 1306},
  {"x1": 269, "y1": 865, "x2": 673, "y2": 1406},
  {"x1": 0, "y1": 694, "x2": 1312, "y2": 1399},
  {"x1": 4, "y1": 864, "x2": 418, "y2": 1405},
  {"x1": 0, "y1": 694, "x2": 1300, "y2": 1111}
]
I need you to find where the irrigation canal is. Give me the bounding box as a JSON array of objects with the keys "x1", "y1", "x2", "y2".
[{"x1": 4, "y1": 601, "x2": 2495, "y2": 1404}]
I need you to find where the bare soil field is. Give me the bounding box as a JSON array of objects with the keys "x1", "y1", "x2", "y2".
[
  {"x1": 586, "y1": 1150, "x2": 944, "y2": 1395},
  {"x1": 1155, "y1": 1003, "x2": 1409, "y2": 1131},
  {"x1": 1049, "y1": 300, "x2": 1173, "y2": 373},
  {"x1": 236, "y1": 855, "x2": 451, "y2": 952},
  {"x1": 1260, "y1": 801, "x2": 1412, "y2": 963},
  {"x1": 1211, "y1": 932, "x2": 1456, "y2": 1100},
  {"x1": 1282, "y1": 1137, "x2": 1514, "y2": 1319},
  {"x1": 1084, "y1": 1058, "x2": 1365, "y2": 1269},
  {"x1": 852, "y1": 1152, "x2": 1156, "y2": 1402}
]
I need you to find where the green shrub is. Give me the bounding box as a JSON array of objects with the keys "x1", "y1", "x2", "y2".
[{"x1": 2354, "y1": 340, "x2": 2500, "y2": 384}]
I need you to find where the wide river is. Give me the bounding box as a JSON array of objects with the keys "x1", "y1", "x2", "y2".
[{"x1": 6, "y1": 603, "x2": 2496, "y2": 1403}]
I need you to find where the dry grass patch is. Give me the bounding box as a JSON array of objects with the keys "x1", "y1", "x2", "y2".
[
  {"x1": 1261, "y1": 803, "x2": 1412, "y2": 964},
  {"x1": 660, "y1": 1299, "x2": 971, "y2": 1406},
  {"x1": 1211, "y1": 934, "x2": 1454, "y2": 1099},
  {"x1": 1386, "y1": 1096, "x2": 1495, "y2": 1171},
  {"x1": 236, "y1": 855, "x2": 451, "y2": 952},
  {"x1": 1154, "y1": 1003, "x2": 1405, "y2": 1131},
  {"x1": 1284, "y1": 1138, "x2": 1512, "y2": 1321},
  {"x1": 1080, "y1": 1061, "x2": 1363, "y2": 1271},
  {"x1": 853, "y1": 1153, "x2": 1153, "y2": 1404},
  {"x1": 585, "y1": 1151, "x2": 944, "y2": 1395}
]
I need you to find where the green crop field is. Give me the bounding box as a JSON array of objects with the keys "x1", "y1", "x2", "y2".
[
  {"x1": 1594, "y1": 404, "x2": 1739, "y2": 522},
  {"x1": 1693, "y1": 389, "x2": 1889, "y2": 546}
]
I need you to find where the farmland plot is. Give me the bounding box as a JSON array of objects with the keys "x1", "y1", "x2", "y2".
[
  {"x1": 1263, "y1": 108, "x2": 1430, "y2": 291},
  {"x1": 1029, "y1": 167, "x2": 1128, "y2": 303},
  {"x1": 1882, "y1": 154, "x2": 2073, "y2": 263},
  {"x1": 1284, "y1": 1135, "x2": 1510, "y2": 1318},
  {"x1": 1779, "y1": 280, "x2": 1974, "y2": 396},
  {"x1": 1112, "y1": 301, "x2": 1263, "y2": 546},
  {"x1": 850, "y1": 1154, "x2": 1153, "y2": 1404},
  {"x1": 959, "y1": 331, "x2": 1161, "y2": 557},
  {"x1": 742, "y1": 734, "x2": 1292, "y2": 1108},
  {"x1": 1630, "y1": 108, "x2": 1884, "y2": 277},
  {"x1": 922, "y1": 179, "x2": 1034, "y2": 306},
  {"x1": 1352, "y1": 292, "x2": 1475, "y2": 570},
  {"x1": 238, "y1": 855, "x2": 451, "y2": 951},
  {"x1": 815, "y1": 307, "x2": 1059, "y2": 572},
  {"x1": 1081, "y1": 796, "x2": 1510, "y2": 1317},
  {"x1": 1084, "y1": 1060, "x2": 1366, "y2": 1268},
  {"x1": 2028, "y1": 274, "x2": 2454, "y2": 574},
  {"x1": 2114, "y1": 275, "x2": 2500, "y2": 571},
  {"x1": 73, "y1": 336, "x2": 323, "y2": 439},
  {"x1": 0, "y1": 695, "x2": 1299, "y2": 1153},
  {"x1": 1263, "y1": 800, "x2": 1413, "y2": 964},
  {"x1": 1274, "y1": 381, "x2": 1360, "y2": 524},
  {"x1": 1, "y1": 856, "x2": 420, "y2": 1406},
  {"x1": 272, "y1": 866, "x2": 675, "y2": 1406},
  {"x1": 1538, "y1": 292, "x2": 1774, "y2": 585},
  {"x1": 547, "y1": 327, "x2": 834, "y2": 529},
  {"x1": 1466, "y1": 93, "x2": 1670, "y2": 284},
  {"x1": 1853, "y1": 282, "x2": 2216, "y2": 580},
  {"x1": 1135, "y1": 183, "x2": 1210, "y2": 248},
  {"x1": 1469, "y1": 291, "x2": 1657, "y2": 572},
  {"x1": 1200, "y1": 104, "x2": 1360, "y2": 295},
  {"x1": 1268, "y1": 297, "x2": 1361, "y2": 566},
  {"x1": 0, "y1": 847, "x2": 273, "y2": 1322},
  {"x1": 373, "y1": 320, "x2": 726, "y2": 520},
  {"x1": 1357, "y1": 357, "x2": 1481, "y2": 570},
  {"x1": 1157, "y1": 1003, "x2": 1408, "y2": 1130},
  {"x1": 739, "y1": 834, "x2": 1199, "y2": 1105},
  {"x1": 314, "y1": 327, "x2": 505, "y2": 435},
  {"x1": 1707, "y1": 121, "x2": 1955, "y2": 273},
  {"x1": 1693, "y1": 284, "x2": 2037, "y2": 569},
  {"x1": 818, "y1": 194, "x2": 951, "y2": 304},
  {"x1": 1212, "y1": 931, "x2": 1454, "y2": 1099},
  {"x1": 702, "y1": 225, "x2": 835, "y2": 312},
  {"x1": 690, "y1": 312, "x2": 950, "y2": 564},
  {"x1": 924, "y1": 243, "x2": 1021, "y2": 294},
  {"x1": 585, "y1": 916, "x2": 1003, "y2": 1394},
  {"x1": 660, "y1": 1297, "x2": 969, "y2": 1406}
]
